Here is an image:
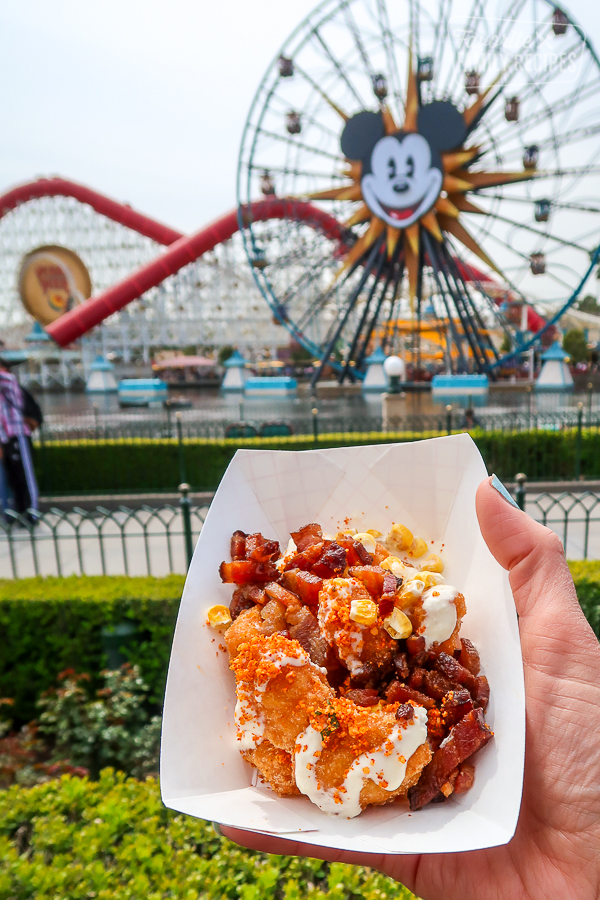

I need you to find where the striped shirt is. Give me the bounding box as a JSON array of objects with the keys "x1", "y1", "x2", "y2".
[{"x1": 0, "y1": 371, "x2": 31, "y2": 442}]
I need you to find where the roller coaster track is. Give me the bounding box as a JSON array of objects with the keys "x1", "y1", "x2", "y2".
[{"x1": 0, "y1": 176, "x2": 548, "y2": 348}]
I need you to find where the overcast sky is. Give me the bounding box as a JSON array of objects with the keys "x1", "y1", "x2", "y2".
[{"x1": 1, "y1": 0, "x2": 598, "y2": 235}]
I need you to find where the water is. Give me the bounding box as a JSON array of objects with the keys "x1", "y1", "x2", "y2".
[{"x1": 37, "y1": 385, "x2": 594, "y2": 428}]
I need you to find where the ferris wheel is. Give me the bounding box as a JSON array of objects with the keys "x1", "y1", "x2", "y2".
[{"x1": 237, "y1": 0, "x2": 600, "y2": 382}]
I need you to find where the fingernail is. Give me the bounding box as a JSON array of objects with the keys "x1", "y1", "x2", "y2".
[
  {"x1": 212, "y1": 822, "x2": 223, "y2": 837},
  {"x1": 490, "y1": 474, "x2": 520, "y2": 509}
]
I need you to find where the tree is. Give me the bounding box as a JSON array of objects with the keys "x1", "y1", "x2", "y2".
[
  {"x1": 562, "y1": 329, "x2": 589, "y2": 365},
  {"x1": 218, "y1": 345, "x2": 234, "y2": 366},
  {"x1": 578, "y1": 294, "x2": 600, "y2": 315}
]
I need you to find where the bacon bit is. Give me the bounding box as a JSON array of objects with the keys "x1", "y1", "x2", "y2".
[
  {"x1": 312, "y1": 543, "x2": 347, "y2": 578},
  {"x1": 229, "y1": 588, "x2": 256, "y2": 621},
  {"x1": 220, "y1": 559, "x2": 280, "y2": 585},
  {"x1": 284, "y1": 542, "x2": 324, "y2": 571},
  {"x1": 282, "y1": 569, "x2": 323, "y2": 606},
  {"x1": 408, "y1": 708, "x2": 493, "y2": 810},
  {"x1": 393, "y1": 652, "x2": 409, "y2": 680},
  {"x1": 406, "y1": 634, "x2": 426, "y2": 657},
  {"x1": 395, "y1": 703, "x2": 414, "y2": 722},
  {"x1": 244, "y1": 533, "x2": 281, "y2": 562},
  {"x1": 264, "y1": 581, "x2": 300, "y2": 607},
  {"x1": 385, "y1": 680, "x2": 436, "y2": 710},
  {"x1": 291, "y1": 523, "x2": 323, "y2": 552},
  {"x1": 230, "y1": 530, "x2": 246, "y2": 560},
  {"x1": 348, "y1": 565, "x2": 386, "y2": 598},
  {"x1": 434, "y1": 652, "x2": 477, "y2": 694},
  {"x1": 454, "y1": 762, "x2": 475, "y2": 794},
  {"x1": 459, "y1": 638, "x2": 481, "y2": 676},
  {"x1": 474, "y1": 675, "x2": 490, "y2": 710},
  {"x1": 345, "y1": 688, "x2": 379, "y2": 707}
]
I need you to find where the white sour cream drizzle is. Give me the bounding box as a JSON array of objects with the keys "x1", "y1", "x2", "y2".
[
  {"x1": 294, "y1": 706, "x2": 428, "y2": 818},
  {"x1": 234, "y1": 645, "x2": 311, "y2": 750},
  {"x1": 317, "y1": 579, "x2": 365, "y2": 675},
  {"x1": 421, "y1": 585, "x2": 459, "y2": 648}
]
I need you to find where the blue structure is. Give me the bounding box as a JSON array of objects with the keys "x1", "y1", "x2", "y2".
[
  {"x1": 221, "y1": 350, "x2": 247, "y2": 393},
  {"x1": 432, "y1": 374, "x2": 489, "y2": 405},
  {"x1": 118, "y1": 378, "x2": 168, "y2": 406},
  {"x1": 244, "y1": 376, "x2": 297, "y2": 396},
  {"x1": 362, "y1": 346, "x2": 388, "y2": 393},
  {"x1": 86, "y1": 355, "x2": 118, "y2": 393},
  {"x1": 25, "y1": 322, "x2": 51, "y2": 343},
  {"x1": 535, "y1": 341, "x2": 574, "y2": 392}
]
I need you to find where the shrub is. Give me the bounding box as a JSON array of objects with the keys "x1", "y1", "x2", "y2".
[
  {"x1": 33, "y1": 430, "x2": 600, "y2": 494},
  {"x1": 0, "y1": 576, "x2": 184, "y2": 725},
  {"x1": 0, "y1": 771, "x2": 417, "y2": 899}
]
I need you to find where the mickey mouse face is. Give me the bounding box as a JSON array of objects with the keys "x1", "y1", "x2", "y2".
[
  {"x1": 362, "y1": 133, "x2": 442, "y2": 229},
  {"x1": 340, "y1": 101, "x2": 467, "y2": 231}
]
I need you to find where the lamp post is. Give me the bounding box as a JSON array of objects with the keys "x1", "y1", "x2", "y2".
[
  {"x1": 383, "y1": 355, "x2": 405, "y2": 393},
  {"x1": 382, "y1": 355, "x2": 405, "y2": 430}
]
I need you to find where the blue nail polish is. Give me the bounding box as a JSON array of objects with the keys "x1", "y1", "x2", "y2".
[
  {"x1": 213, "y1": 822, "x2": 223, "y2": 837},
  {"x1": 491, "y1": 474, "x2": 520, "y2": 509}
]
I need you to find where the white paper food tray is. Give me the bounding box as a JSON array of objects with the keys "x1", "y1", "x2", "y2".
[{"x1": 161, "y1": 434, "x2": 525, "y2": 854}]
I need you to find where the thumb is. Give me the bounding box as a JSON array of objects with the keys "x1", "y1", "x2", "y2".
[{"x1": 475, "y1": 475, "x2": 579, "y2": 621}]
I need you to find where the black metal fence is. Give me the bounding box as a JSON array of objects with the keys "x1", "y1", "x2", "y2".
[
  {"x1": 38, "y1": 403, "x2": 600, "y2": 442},
  {"x1": 2, "y1": 479, "x2": 600, "y2": 579}
]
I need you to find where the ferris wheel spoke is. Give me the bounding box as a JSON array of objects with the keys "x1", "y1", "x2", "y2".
[
  {"x1": 357, "y1": 249, "x2": 403, "y2": 367},
  {"x1": 255, "y1": 128, "x2": 343, "y2": 162},
  {"x1": 488, "y1": 73, "x2": 600, "y2": 147},
  {"x1": 294, "y1": 245, "x2": 369, "y2": 333},
  {"x1": 291, "y1": 63, "x2": 351, "y2": 124},
  {"x1": 340, "y1": 0, "x2": 377, "y2": 82},
  {"x1": 479, "y1": 193, "x2": 600, "y2": 215},
  {"x1": 437, "y1": 241, "x2": 495, "y2": 373},
  {"x1": 310, "y1": 233, "x2": 386, "y2": 385},
  {"x1": 441, "y1": 243, "x2": 503, "y2": 362},
  {"x1": 445, "y1": 0, "x2": 491, "y2": 101},
  {"x1": 339, "y1": 240, "x2": 389, "y2": 381},
  {"x1": 488, "y1": 211, "x2": 591, "y2": 254},
  {"x1": 375, "y1": 0, "x2": 405, "y2": 116},
  {"x1": 312, "y1": 29, "x2": 366, "y2": 107},
  {"x1": 423, "y1": 231, "x2": 470, "y2": 370}
]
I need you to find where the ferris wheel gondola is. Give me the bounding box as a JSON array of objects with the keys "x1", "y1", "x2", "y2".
[{"x1": 237, "y1": 0, "x2": 600, "y2": 382}]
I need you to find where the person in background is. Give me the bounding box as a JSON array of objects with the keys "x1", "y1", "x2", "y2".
[
  {"x1": 461, "y1": 407, "x2": 479, "y2": 430},
  {"x1": 0, "y1": 356, "x2": 39, "y2": 519}
]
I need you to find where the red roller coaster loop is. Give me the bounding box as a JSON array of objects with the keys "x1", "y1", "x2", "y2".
[{"x1": 0, "y1": 176, "x2": 549, "y2": 349}]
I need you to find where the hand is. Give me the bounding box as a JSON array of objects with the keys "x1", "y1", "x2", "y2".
[{"x1": 221, "y1": 476, "x2": 600, "y2": 900}]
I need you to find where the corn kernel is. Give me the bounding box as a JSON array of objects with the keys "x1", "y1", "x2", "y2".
[
  {"x1": 349, "y1": 598, "x2": 378, "y2": 626},
  {"x1": 337, "y1": 528, "x2": 357, "y2": 537},
  {"x1": 415, "y1": 571, "x2": 444, "y2": 588},
  {"x1": 420, "y1": 554, "x2": 444, "y2": 574},
  {"x1": 408, "y1": 536, "x2": 428, "y2": 559},
  {"x1": 367, "y1": 529, "x2": 382, "y2": 538},
  {"x1": 386, "y1": 523, "x2": 413, "y2": 552},
  {"x1": 383, "y1": 608, "x2": 413, "y2": 640},
  {"x1": 353, "y1": 532, "x2": 377, "y2": 554},
  {"x1": 207, "y1": 604, "x2": 232, "y2": 631},
  {"x1": 398, "y1": 578, "x2": 426, "y2": 604}
]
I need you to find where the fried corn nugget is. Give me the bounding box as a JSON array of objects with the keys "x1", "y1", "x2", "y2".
[
  {"x1": 311, "y1": 701, "x2": 431, "y2": 809},
  {"x1": 231, "y1": 633, "x2": 333, "y2": 756},
  {"x1": 225, "y1": 600, "x2": 288, "y2": 659},
  {"x1": 318, "y1": 577, "x2": 395, "y2": 675},
  {"x1": 242, "y1": 740, "x2": 300, "y2": 796}
]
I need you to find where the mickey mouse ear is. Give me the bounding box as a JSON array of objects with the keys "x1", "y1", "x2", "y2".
[
  {"x1": 341, "y1": 111, "x2": 386, "y2": 160},
  {"x1": 417, "y1": 101, "x2": 467, "y2": 152}
]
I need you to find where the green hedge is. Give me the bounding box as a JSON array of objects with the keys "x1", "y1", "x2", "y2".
[
  {"x1": 0, "y1": 576, "x2": 184, "y2": 725},
  {"x1": 33, "y1": 429, "x2": 600, "y2": 494},
  {"x1": 0, "y1": 770, "x2": 415, "y2": 899},
  {"x1": 2, "y1": 565, "x2": 599, "y2": 727}
]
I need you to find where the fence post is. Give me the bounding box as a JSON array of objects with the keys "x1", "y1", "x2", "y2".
[
  {"x1": 93, "y1": 403, "x2": 99, "y2": 441},
  {"x1": 166, "y1": 404, "x2": 172, "y2": 439},
  {"x1": 176, "y1": 412, "x2": 186, "y2": 485},
  {"x1": 588, "y1": 382, "x2": 594, "y2": 427},
  {"x1": 312, "y1": 406, "x2": 319, "y2": 444},
  {"x1": 179, "y1": 482, "x2": 194, "y2": 567},
  {"x1": 515, "y1": 472, "x2": 527, "y2": 511},
  {"x1": 446, "y1": 405, "x2": 452, "y2": 436},
  {"x1": 575, "y1": 402, "x2": 584, "y2": 479}
]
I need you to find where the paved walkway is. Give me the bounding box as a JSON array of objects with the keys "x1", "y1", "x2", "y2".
[{"x1": 2, "y1": 490, "x2": 600, "y2": 578}]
